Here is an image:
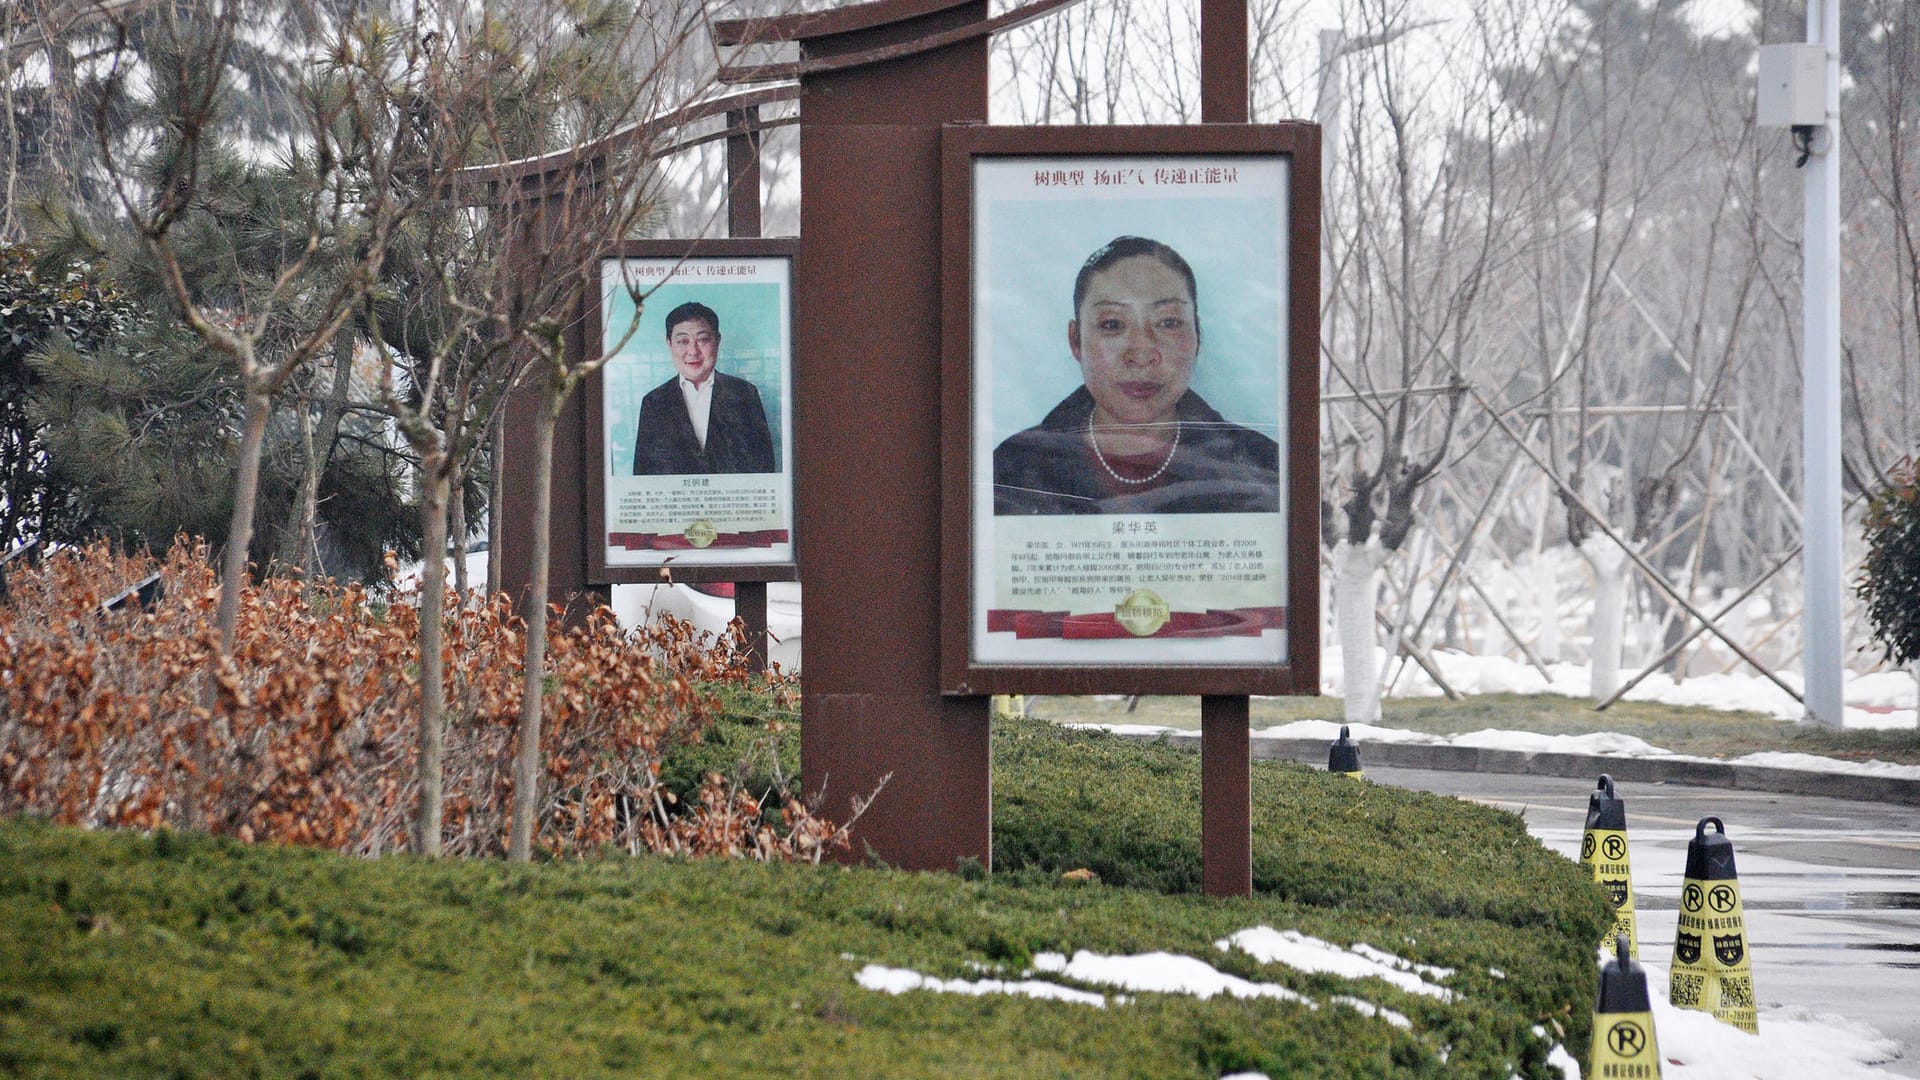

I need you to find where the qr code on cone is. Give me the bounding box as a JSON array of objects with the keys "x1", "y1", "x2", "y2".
[
  {"x1": 1671, "y1": 973, "x2": 1704, "y2": 1007},
  {"x1": 1720, "y1": 974, "x2": 1754, "y2": 1008}
]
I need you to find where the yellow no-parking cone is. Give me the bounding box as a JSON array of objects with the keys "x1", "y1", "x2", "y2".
[
  {"x1": 1591, "y1": 933, "x2": 1662, "y2": 1079},
  {"x1": 1327, "y1": 725, "x2": 1362, "y2": 778},
  {"x1": 1580, "y1": 774, "x2": 1639, "y2": 958},
  {"x1": 1671, "y1": 816, "x2": 1758, "y2": 1033}
]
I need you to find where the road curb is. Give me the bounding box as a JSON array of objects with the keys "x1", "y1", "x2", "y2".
[{"x1": 1134, "y1": 732, "x2": 1920, "y2": 806}]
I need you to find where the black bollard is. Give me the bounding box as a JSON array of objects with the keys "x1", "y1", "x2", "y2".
[
  {"x1": 1671, "y1": 816, "x2": 1757, "y2": 1033},
  {"x1": 1327, "y1": 724, "x2": 1362, "y2": 779},
  {"x1": 1591, "y1": 933, "x2": 1662, "y2": 1078}
]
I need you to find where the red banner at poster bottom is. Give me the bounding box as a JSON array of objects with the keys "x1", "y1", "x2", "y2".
[
  {"x1": 608, "y1": 530, "x2": 789, "y2": 551},
  {"x1": 986, "y1": 606, "x2": 1285, "y2": 639}
]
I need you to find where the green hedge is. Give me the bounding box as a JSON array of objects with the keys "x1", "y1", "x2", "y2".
[{"x1": 0, "y1": 705, "x2": 1609, "y2": 1078}]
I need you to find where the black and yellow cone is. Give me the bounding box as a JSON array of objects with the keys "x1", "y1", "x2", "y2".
[
  {"x1": 1671, "y1": 816, "x2": 1758, "y2": 1033},
  {"x1": 1580, "y1": 774, "x2": 1639, "y2": 958},
  {"x1": 1591, "y1": 933, "x2": 1662, "y2": 1079},
  {"x1": 1328, "y1": 725, "x2": 1362, "y2": 778}
]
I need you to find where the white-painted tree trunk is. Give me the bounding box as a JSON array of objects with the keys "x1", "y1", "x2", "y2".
[
  {"x1": 1582, "y1": 537, "x2": 1630, "y2": 700},
  {"x1": 1535, "y1": 553, "x2": 1561, "y2": 663},
  {"x1": 1333, "y1": 539, "x2": 1387, "y2": 724},
  {"x1": 1530, "y1": 486, "x2": 1560, "y2": 663}
]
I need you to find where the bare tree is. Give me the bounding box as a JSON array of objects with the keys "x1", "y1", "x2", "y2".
[
  {"x1": 84, "y1": 1, "x2": 405, "y2": 665},
  {"x1": 348, "y1": 0, "x2": 721, "y2": 859},
  {"x1": 58, "y1": 0, "x2": 728, "y2": 856},
  {"x1": 989, "y1": 0, "x2": 1179, "y2": 126},
  {"x1": 1836, "y1": 0, "x2": 1920, "y2": 489},
  {"x1": 1491, "y1": 0, "x2": 1788, "y2": 699},
  {"x1": 1313, "y1": 0, "x2": 1511, "y2": 723}
]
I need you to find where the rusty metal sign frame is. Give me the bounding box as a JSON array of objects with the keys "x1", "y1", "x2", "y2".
[
  {"x1": 938, "y1": 123, "x2": 1322, "y2": 697},
  {"x1": 583, "y1": 237, "x2": 801, "y2": 586}
]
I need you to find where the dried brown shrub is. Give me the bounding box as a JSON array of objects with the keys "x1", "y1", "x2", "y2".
[{"x1": 0, "y1": 539, "x2": 849, "y2": 861}]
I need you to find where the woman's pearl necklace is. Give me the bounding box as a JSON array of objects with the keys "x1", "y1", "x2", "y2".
[{"x1": 1086, "y1": 416, "x2": 1180, "y2": 485}]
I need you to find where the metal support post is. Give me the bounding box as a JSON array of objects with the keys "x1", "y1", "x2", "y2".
[{"x1": 1801, "y1": 0, "x2": 1844, "y2": 727}]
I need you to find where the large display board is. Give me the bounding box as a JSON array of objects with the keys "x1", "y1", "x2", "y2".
[
  {"x1": 940, "y1": 125, "x2": 1320, "y2": 695},
  {"x1": 587, "y1": 239, "x2": 798, "y2": 584}
]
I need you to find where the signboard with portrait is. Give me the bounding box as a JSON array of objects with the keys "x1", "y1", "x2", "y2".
[
  {"x1": 939, "y1": 126, "x2": 1319, "y2": 694},
  {"x1": 587, "y1": 240, "x2": 797, "y2": 582}
]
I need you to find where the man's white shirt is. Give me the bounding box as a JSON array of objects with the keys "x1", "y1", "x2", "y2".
[{"x1": 678, "y1": 373, "x2": 715, "y2": 449}]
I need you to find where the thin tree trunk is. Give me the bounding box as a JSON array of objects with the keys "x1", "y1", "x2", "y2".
[
  {"x1": 413, "y1": 454, "x2": 451, "y2": 856},
  {"x1": 187, "y1": 384, "x2": 274, "y2": 832},
  {"x1": 450, "y1": 458, "x2": 469, "y2": 597},
  {"x1": 487, "y1": 408, "x2": 504, "y2": 600},
  {"x1": 279, "y1": 333, "x2": 356, "y2": 576},
  {"x1": 277, "y1": 395, "x2": 318, "y2": 573},
  {"x1": 1333, "y1": 539, "x2": 1386, "y2": 725},
  {"x1": 509, "y1": 395, "x2": 558, "y2": 863},
  {"x1": 215, "y1": 387, "x2": 273, "y2": 655}
]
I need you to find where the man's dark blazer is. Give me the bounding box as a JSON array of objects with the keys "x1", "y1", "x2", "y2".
[{"x1": 632, "y1": 371, "x2": 777, "y2": 475}]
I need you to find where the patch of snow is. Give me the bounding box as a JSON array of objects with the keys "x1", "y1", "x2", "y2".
[
  {"x1": 1033, "y1": 950, "x2": 1313, "y2": 1005},
  {"x1": 1348, "y1": 943, "x2": 1454, "y2": 983},
  {"x1": 1725, "y1": 751, "x2": 1920, "y2": 779},
  {"x1": 1361, "y1": 648, "x2": 1919, "y2": 732},
  {"x1": 1844, "y1": 705, "x2": 1920, "y2": 731},
  {"x1": 1218, "y1": 928, "x2": 1454, "y2": 1000},
  {"x1": 872, "y1": 937, "x2": 1911, "y2": 1077},
  {"x1": 1330, "y1": 995, "x2": 1412, "y2": 1029},
  {"x1": 389, "y1": 549, "x2": 490, "y2": 593},
  {"x1": 854, "y1": 964, "x2": 1108, "y2": 1008},
  {"x1": 1846, "y1": 670, "x2": 1919, "y2": 710},
  {"x1": 1227, "y1": 716, "x2": 1920, "y2": 781},
  {"x1": 1445, "y1": 729, "x2": 1669, "y2": 756},
  {"x1": 1541, "y1": 963, "x2": 1904, "y2": 1080}
]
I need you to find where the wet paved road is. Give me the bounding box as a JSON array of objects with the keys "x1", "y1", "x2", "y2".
[{"x1": 1365, "y1": 766, "x2": 1920, "y2": 1077}]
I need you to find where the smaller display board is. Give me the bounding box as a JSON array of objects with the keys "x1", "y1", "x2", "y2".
[{"x1": 588, "y1": 240, "x2": 798, "y2": 583}]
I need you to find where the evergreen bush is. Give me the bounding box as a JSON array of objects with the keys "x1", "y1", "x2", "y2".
[{"x1": 1860, "y1": 457, "x2": 1920, "y2": 665}]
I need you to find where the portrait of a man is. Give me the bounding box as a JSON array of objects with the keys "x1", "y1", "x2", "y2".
[{"x1": 632, "y1": 300, "x2": 777, "y2": 475}]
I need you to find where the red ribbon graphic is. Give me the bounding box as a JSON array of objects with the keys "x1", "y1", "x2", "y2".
[
  {"x1": 608, "y1": 529, "x2": 789, "y2": 551},
  {"x1": 986, "y1": 606, "x2": 1285, "y2": 639}
]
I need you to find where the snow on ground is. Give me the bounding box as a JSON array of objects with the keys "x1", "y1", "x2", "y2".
[
  {"x1": 1565, "y1": 958, "x2": 1902, "y2": 1079},
  {"x1": 1079, "y1": 648, "x2": 1920, "y2": 779},
  {"x1": 1245, "y1": 718, "x2": 1920, "y2": 781},
  {"x1": 1032, "y1": 949, "x2": 1313, "y2": 1004},
  {"x1": 1325, "y1": 645, "x2": 1919, "y2": 731},
  {"x1": 851, "y1": 932, "x2": 1900, "y2": 1078},
  {"x1": 1219, "y1": 927, "x2": 1454, "y2": 1000},
  {"x1": 857, "y1": 932, "x2": 1452, "y2": 1014},
  {"x1": 402, "y1": 552, "x2": 1915, "y2": 737},
  {"x1": 1078, "y1": 711, "x2": 1920, "y2": 780},
  {"x1": 853, "y1": 964, "x2": 1108, "y2": 1007}
]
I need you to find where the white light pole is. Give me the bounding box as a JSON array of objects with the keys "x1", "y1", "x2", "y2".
[{"x1": 1801, "y1": 0, "x2": 1844, "y2": 728}]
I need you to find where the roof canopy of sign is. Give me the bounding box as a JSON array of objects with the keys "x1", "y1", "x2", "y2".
[{"x1": 442, "y1": 0, "x2": 1090, "y2": 205}]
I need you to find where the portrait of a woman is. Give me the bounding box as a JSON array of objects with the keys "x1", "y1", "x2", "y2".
[{"x1": 992, "y1": 235, "x2": 1281, "y2": 515}]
